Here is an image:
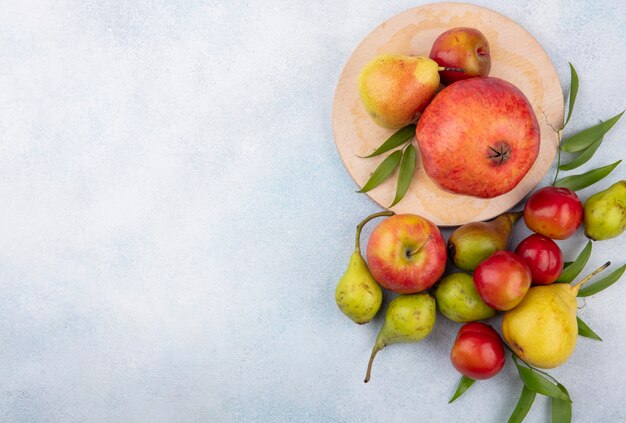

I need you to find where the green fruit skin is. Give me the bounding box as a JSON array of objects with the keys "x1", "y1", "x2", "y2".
[
  {"x1": 448, "y1": 212, "x2": 521, "y2": 271},
  {"x1": 434, "y1": 273, "x2": 496, "y2": 322},
  {"x1": 377, "y1": 293, "x2": 436, "y2": 344},
  {"x1": 335, "y1": 252, "x2": 383, "y2": 324},
  {"x1": 448, "y1": 223, "x2": 503, "y2": 271},
  {"x1": 584, "y1": 180, "x2": 626, "y2": 241}
]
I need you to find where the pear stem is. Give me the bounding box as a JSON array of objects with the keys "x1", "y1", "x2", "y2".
[
  {"x1": 571, "y1": 261, "x2": 611, "y2": 294},
  {"x1": 438, "y1": 66, "x2": 466, "y2": 73},
  {"x1": 355, "y1": 211, "x2": 395, "y2": 253},
  {"x1": 364, "y1": 341, "x2": 385, "y2": 383},
  {"x1": 508, "y1": 211, "x2": 524, "y2": 224}
]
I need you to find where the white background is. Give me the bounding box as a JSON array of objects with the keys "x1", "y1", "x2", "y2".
[{"x1": 1, "y1": 1, "x2": 625, "y2": 421}]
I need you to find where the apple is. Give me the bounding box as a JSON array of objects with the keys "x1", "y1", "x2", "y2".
[
  {"x1": 473, "y1": 251, "x2": 532, "y2": 311},
  {"x1": 366, "y1": 214, "x2": 446, "y2": 294},
  {"x1": 515, "y1": 233, "x2": 564, "y2": 285},
  {"x1": 524, "y1": 187, "x2": 583, "y2": 239},
  {"x1": 429, "y1": 27, "x2": 491, "y2": 85},
  {"x1": 416, "y1": 77, "x2": 540, "y2": 198},
  {"x1": 450, "y1": 322, "x2": 505, "y2": 380}
]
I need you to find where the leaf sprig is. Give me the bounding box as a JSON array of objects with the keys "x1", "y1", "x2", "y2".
[
  {"x1": 552, "y1": 63, "x2": 624, "y2": 189},
  {"x1": 577, "y1": 316, "x2": 602, "y2": 341},
  {"x1": 358, "y1": 124, "x2": 415, "y2": 158},
  {"x1": 577, "y1": 264, "x2": 626, "y2": 297},
  {"x1": 450, "y1": 351, "x2": 574, "y2": 422},
  {"x1": 448, "y1": 375, "x2": 475, "y2": 403},
  {"x1": 356, "y1": 124, "x2": 417, "y2": 207},
  {"x1": 556, "y1": 241, "x2": 592, "y2": 283},
  {"x1": 557, "y1": 243, "x2": 625, "y2": 340},
  {"x1": 556, "y1": 241, "x2": 626, "y2": 297},
  {"x1": 508, "y1": 355, "x2": 572, "y2": 423}
]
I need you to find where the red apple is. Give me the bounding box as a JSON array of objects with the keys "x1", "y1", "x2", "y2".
[
  {"x1": 366, "y1": 214, "x2": 446, "y2": 294},
  {"x1": 416, "y1": 77, "x2": 540, "y2": 198},
  {"x1": 524, "y1": 187, "x2": 583, "y2": 239},
  {"x1": 451, "y1": 322, "x2": 505, "y2": 380},
  {"x1": 515, "y1": 233, "x2": 564, "y2": 285},
  {"x1": 429, "y1": 27, "x2": 491, "y2": 85},
  {"x1": 473, "y1": 251, "x2": 532, "y2": 310}
]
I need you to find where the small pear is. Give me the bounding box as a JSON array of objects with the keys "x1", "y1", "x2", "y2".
[
  {"x1": 336, "y1": 253, "x2": 382, "y2": 324},
  {"x1": 584, "y1": 180, "x2": 626, "y2": 241},
  {"x1": 359, "y1": 54, "x2": 449, "y2": 128},
  {"x1": 335, "y1": 211, "x2": 394, "y2": 324},
  {"x1": 448, "y1": 211, "x2": 522, "y2": 271},
  {"x1": 364, "y1": 293, "x2": 436, "y2": 382},
  {"x1": 434, "y1": 272, "x2": 496, "y2": 322},
  {"x1": 502, "y1": 262, "x2": 610, "y2": 369}
]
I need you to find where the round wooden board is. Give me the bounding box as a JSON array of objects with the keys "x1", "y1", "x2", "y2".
[{"x1": 332, "y1": 2, "x2": 563, "y2": 226}]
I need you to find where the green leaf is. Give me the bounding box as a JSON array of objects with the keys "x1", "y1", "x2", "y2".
[
  {"x1": 578, "y1": 264, "x2": 626, "y2": 297},
  {"x1": 507, "y1": 386, "x2": 536, "y2": 423},
  {"x1": 559, "y1": 135, "x2": 603, "y2": 171},
  {"x1": 577, "y1": 316, "x2": 602, "y2": 341},
  {"x1": 359, "y1": 124, "x2": 415, "y2": 158},
  {"x1": 448, "y1": 375, "x2": 475, "y2": 404},
  {"x1": 389, "y1": 145, "x2": 417, "y2": 207},
  {"x1": 564, "y1": 63, "x2": 579, "y2": 128},
  {"x1": 356, "y1": 150, "x2": 402, "y2": 193},
  {"x1": 554, "y1": 160, "x2": 621, "y2": 191},
  {"x1": 561, "y1": 110, "x2": 624, "y2": 152},
  {"x1": 556, "y1": 241, "x2": 592, "y2": 283},
  {"x1": 552, "y1": 384, "x2": 572, "y2": 423},
  {"x1": 516, "y1": 363, "x2": 570, "y2": 401}
]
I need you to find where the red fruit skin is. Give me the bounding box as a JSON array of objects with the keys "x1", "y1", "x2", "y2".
[
  {"x1": 473, "y1": 251, "x2": 532, "y2": 311},
  {"x1": 416, "y1": 77, "x2": 540, "y2": 198},
  {"x1": 429, "y1": 27, "x2": 491, "y2": 85},
  {"x1": 366, "y1": 214, "x2": 447, "y2": 294},
  {"x1": 515, "y1": 233, "x2": 564, "y2": 285},
  {"x1": 450, "y1": 322, "x2": 505, "y2": 380},
  {"x1": 524, "y1": 187, "x2": 583, "y2": 239}
]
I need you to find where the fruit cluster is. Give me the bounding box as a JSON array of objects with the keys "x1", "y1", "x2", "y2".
[
  {"x1": 337, "y1": 26, "x2": 626, "y2": 422},
  {"x1": 358, "y1": 27, "x2": 540, "y2": 201},
  {"x1": 356, "y1": 27, "x2": 624, "y2": 208},
  {"x1": 337, "y1": 182, "x2": 625, "y2": 420}
]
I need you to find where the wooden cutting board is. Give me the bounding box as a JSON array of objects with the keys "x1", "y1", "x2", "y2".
[{"x1": 332, "y1": 2, "x2": 563, "y2": 226}]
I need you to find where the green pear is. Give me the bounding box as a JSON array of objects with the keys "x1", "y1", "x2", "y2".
[
  {"x1": 448, "y1": 211, "x2": 522, "y2": 271},
  {"x1": 434, "y1": 272, "x2": 496, "y2": 322},
  {"x1": 335, "y1": 211, "x2": 394, "y2": 324},
  {"x1": 502, "y1": 262, "x2": 609, "y2": 369},
  {"x1": 584, "y1": 180, "x2": 626, "y2": 241},
  {"x1": 364, "y1": 293, "x2": 436, "y2": 382},
  {"x1": 335, "y1": 252, "x2": 382, "y2": 324},
  {"x1": 359, "y1": 54, "x2": 444, "y2": 128}
]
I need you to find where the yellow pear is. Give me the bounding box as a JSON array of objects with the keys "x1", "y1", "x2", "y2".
[
  {"x1": 358, "y1": 54, "x2": 445, "y2": 128},
  {"x1": 502, "y1": 262, "x2": 610, "y2": 369},
  {"x1": 335, "y1": 211, "x2": 394, "y2": 324}
]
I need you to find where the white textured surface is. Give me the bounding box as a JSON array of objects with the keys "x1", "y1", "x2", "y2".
[{"x1": 0, "y1": 1, "x2": 625, "y2": 422}]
